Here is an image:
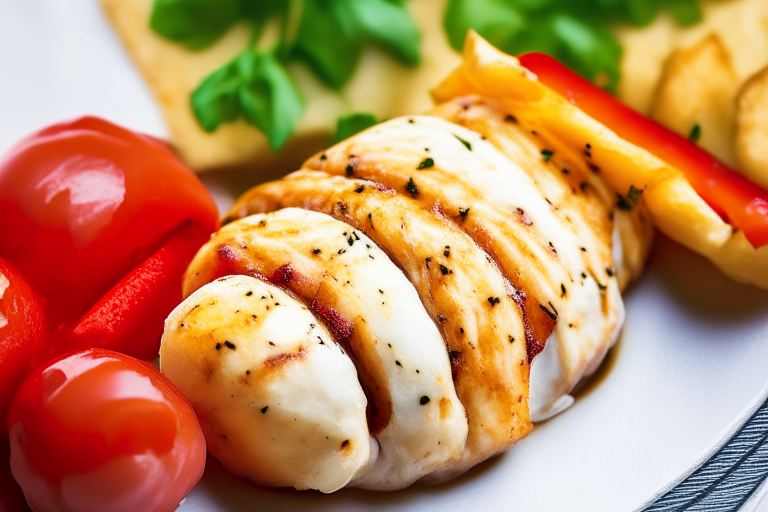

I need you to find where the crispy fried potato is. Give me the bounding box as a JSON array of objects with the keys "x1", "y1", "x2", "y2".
[
  {"x1": 650, "y1": 34, "x2": 739, "y2": 166},
  {"x1": 435, "y1": 32, "x2": 768, "y2": 289},
  {"x1": 735, "y1": 65, "x2": 768, "y2": 190},
  {"x1": 617, "y1": 0, "x2": 768, "y2": 114}
]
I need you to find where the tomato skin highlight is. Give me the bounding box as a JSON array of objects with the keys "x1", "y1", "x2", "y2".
[
  {"x1": 518, "y1": 52, "x2": 768, "y2": 248},
  {"x1": 7, "y1": 348, "x2": 206, "y2": 512},
  {"x1": 0, "y1": 259, "x2": 46, "y2": 434},
  {"x1": 0, "y1": 116, "x2": 219, "y2": 328}
]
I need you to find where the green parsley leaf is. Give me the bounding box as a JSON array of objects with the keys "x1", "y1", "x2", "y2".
[
  {"x1": 346, "y1": 0, "x2": 421, "y2": 65},
  {"x1": 191, "y1": 49, "x2": 305, "y2": 151},
  {"x1": 667, "y1": 0, "x2": 703, "y2": 26},
  {"x1": 454, "y1": 134, "x2": 472, "y2": 150},
  {"x1": 150, "y1": 0, "x2": 242, "y2": 51},
  {"x1": 291, "y1": 0, "x2": 363, "y2": 89},
  {"x1": 444, "y1": 0, "x2": 524, "y2": 52},
  {"x1": 334, "y1": 113, "x2": 378, "y2": 143}
]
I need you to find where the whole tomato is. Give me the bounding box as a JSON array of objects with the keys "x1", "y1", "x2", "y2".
[
  {"x1": 0, "y1": 116, "x2": 219, "y2": 330},
  {"x1": 7, "y1": 348, "x2": 206, "y2": 512},
  {"x1": 0, "y1": 258, "x2": 45, "y2": 432}
]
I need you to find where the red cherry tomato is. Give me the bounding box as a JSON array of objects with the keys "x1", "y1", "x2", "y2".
[
  {"x1": 7, "y1": 348, "x2": 206, "y2": 512},
  {"x1": 0, "y1": 117, "x2": 219, "y2": 329},
  {"x1": 0, "y1": 258, "x2": 45, "y2": 433}
]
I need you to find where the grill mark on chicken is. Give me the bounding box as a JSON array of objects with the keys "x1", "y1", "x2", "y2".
[
  {"x1": 192, "y1": 243, "x2": 390, "y2": 435},
  {"x1": 229, "y1": 172, "x2": 531, "y2": 478},
  {"x1": 186, "y1": 209, "x2": 469, "y2": 487}
]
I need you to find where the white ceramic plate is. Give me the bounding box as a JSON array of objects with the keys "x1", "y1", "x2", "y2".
[{"x1": 2, "y1": 2, "x2": 767, "y2": 511}]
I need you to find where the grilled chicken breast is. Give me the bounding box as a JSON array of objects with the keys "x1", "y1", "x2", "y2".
[
  {"x1": 184, "y1": 208, "x2": 468, "y2": 490},
  {"x1": 161, "y1": 275, "x2": 371, "y2": 492},
  {"x1": 161, "y1": 53, "x2": 653, "y2": 488}
]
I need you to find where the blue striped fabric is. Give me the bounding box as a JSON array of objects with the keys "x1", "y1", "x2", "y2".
[{"x1": 642, "y1": 394, "x2": 768, "y2": 512}]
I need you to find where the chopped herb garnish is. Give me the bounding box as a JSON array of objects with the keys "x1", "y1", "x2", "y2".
[
  {"x1": 406, "y1": 177, "x2": 418, "y2": 195},
  {"x1": 541, "y1": 149, "x2": 554, "y2": 161},
  {"x1": 417, "y1": 157, "x2": 435, "y2": 170},
  {"x1": 617, "y1": 185, "x2": 644, "y2": 211},
  {"x1": 454, "y1": 134, "x2": 472, "y2": 151},
  {"x1": 688, "y1": 123, "x2": 702, "y2": 142}
]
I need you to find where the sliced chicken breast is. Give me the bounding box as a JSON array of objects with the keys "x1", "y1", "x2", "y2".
[
  {"x1": 228, "y1": 172, "x2": 532, "y2": 480},
  {"x1": 160, "y1": 275, "x2": 371, "y2": 492},
  {"x1": 184, "y1": 208, "x2": 468, "y2": 490},
  {"x1": 300, "y1": 111, "x2": 625, "y2": 420}
]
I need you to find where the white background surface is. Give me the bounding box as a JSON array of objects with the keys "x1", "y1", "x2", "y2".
[{"x1": 2, "y1": 2, "x2": 768, "y2": 511}]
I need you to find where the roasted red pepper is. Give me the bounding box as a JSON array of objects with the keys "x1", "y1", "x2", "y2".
[
  {"x1": 518, "y1": 52, "x2": 768, "y2": 248},
  {"x1": 52, "y1": 221, "x2": 211, "y2": 361}
]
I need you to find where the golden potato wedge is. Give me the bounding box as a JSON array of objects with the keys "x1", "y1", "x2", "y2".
[
  {"x1": 617, "y1": 0, "x2": 768, "y2": 114},
  {"x1": 650, "y1": 34, "x2": 739, "y2": 166},
  {"x1": 735, "y1": 65, "x2": 768, "y2": 190}
]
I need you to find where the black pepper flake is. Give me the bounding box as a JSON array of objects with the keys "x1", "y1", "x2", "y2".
[
  {"x1": 549, "y1": 241, "x2": 557, "y2": 254},
  {"x1": 459, "y1": 328, "x2": 464, "y2": 334},
  {"x1": 606, "y1": 268, "x2": 614, "y2": 277},
  {"x1": 584, "y1": 149, "x2": 592, "y2": 158},
  {"x1": 258, "y1": 219, "x2": 267, "y2": 227},
  {"x1": 449, "y1": 350, "x2": 461, "y2": 359},
  {"x1": 246, "y1": 370, "x2": 251, "y2": 375},
  {"x1": 561, "y1": 284, "x2": 567, "y2": 297},
  {"x1": 179, "y1": 322, "x2": 186, "y2": 328},
  {"x1": 313, "y1": 248, "x2": 321, "y2": 255},
  {"x1": 420, "y1": 396, "x2": 431, "y2": 405},
  {"x1": 580, "y1": 247, "x2": 587, "y2": 252},
  {"x1": 319, "y1": 154, "x2": 327, "y2": 161},
  {"x1": 581, "y1": 272, "x2": 587, "y2": 279},
  {"x1": 439, "y1": 314, "x2": 447, "y2": 323},
  {"x1": 562, "y1": 168, "x2": 569, "y2": 175},
  {"x1": 246, "y1": 291, "x2": 253, "y2": 297},
  {"x1": 588, "y1": 163, "x2": 600, "y2": 173},
  {"x1": 508, "y1": 335, "x2": 515, "y2": 343},
  {"x1": 540, "y1": 303, "x2": 558, "y2": 321},
  {"x1": 354, "y1": 185, "x2": 365, "y2": 193},
  {"x1": 269, "y1": 341, "x2": 275, "y2": 346},
  {"x1": 425, "y1": 257, "x2": 432, "y2": 268},
  {"x1": 406, "y1": 177, "x2": 418, "y2": 195},
  {"x1": 505, "y1": 114, "x2": 518, "y2": 123},
  {"x1": 337, "y1": 249, "x2": 346, "y2": 255},
  {"x1": 444, "y1": 245, "x2": 451, "y2": 257},
  {"x1": 395, "y1": 360, "x2": 402, "y2": 367},
  {"x1": 261, "y1": 406, "x2": 268, "y2": 413},
  {"x1": 541, "y1": 149, "x2": 554, "y2": 161},
  {"x1": 353, "y1": 232, "x2": 360, "y2": 241},
  {"x1": 488, "y1": 296, "x2": 501, "y2": 306},
  {"x1": 347, "y1": 235, "x2": 354, "y2": 246},
  {"x1": 454, "y1": 134, "x2": 472, "y2": 151},
  {"x1": 439, "y1": 264, "x2": 452, "y2": 275},
  {"x1": 317, "y1": 336, "x2": 325, "y2": 345},
  {"x1": 337, "y1": 201, "x2": 348, "y2": 213},
  {"x1": 224, "y1": 341, "x2": 236, "y2": 350},
  {"x1": 345, "y1": 164, "x2": 354, "y2": 177},
  {"x1": 459, "y1": 207, "x2": 470, "y2": 220},
  {"x1": 215, "y1": 343, "x2": 222, "y2": 350},
  {"x1": 408, "y1": 118, "x2": 415, "y2": 124},
  {"x1": 417, "y1": 157, "x2": 435, "y2": 170}
]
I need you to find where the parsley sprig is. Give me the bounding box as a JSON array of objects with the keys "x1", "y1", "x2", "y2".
[
  {"x1": 444, "y1": 0, "x2": 703, "y2": 93},
  {"x1": 150, "y1": 0, "x2": 421, "y2": 150}
]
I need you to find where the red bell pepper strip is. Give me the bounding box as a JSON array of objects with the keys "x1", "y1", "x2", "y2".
[
  {"x1": 52, "y1": 221, "x2": 211, "y2": 361},
  {"x1": 518, "y1": 52, "x2": 768, "y2": 248}
]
